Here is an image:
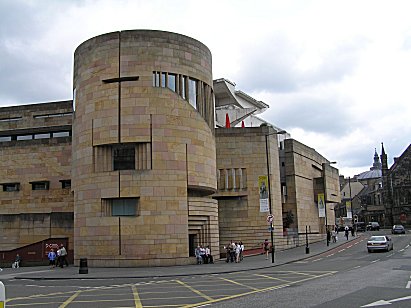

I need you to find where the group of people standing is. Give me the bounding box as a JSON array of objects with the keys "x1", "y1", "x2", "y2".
[
  {"x1": 47, "y1": 245, "x2": 68, "y2": 268},
  {"x1": 327, "y1": 225, "x2": 355, "y2": 243},
  {"x1": 194, "y1": 245, "x2": 214, "y2": 264},
  {"x1": 225, "y1": 241, "x2": 244, "y2": 263}
]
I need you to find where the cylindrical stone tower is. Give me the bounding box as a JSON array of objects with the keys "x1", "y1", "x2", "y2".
[{"x1": 72, "y1": 30, "x2": 217, "y2": 267}]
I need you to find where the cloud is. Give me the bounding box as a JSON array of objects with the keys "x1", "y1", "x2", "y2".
[{"x1": 234, "y1": 33, "x2": 365, "y2": 94}]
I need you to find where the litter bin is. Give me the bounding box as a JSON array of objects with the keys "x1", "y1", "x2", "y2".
[{"x1": 79, "y1": 258, "x2": 88, "y2": 274}]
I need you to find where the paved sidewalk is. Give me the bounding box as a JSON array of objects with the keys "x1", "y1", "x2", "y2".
[{"x1": 0, "y1": 235, "x2": 363, "y2": 280}]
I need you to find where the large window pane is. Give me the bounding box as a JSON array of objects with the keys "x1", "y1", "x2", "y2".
[{"x1": 111, "y1": 198, "x2": 137, "y2": 216}]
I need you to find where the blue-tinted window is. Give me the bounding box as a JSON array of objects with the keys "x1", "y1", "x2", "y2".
[
  {"x1": 111, "y1": 198, "x2": 137, "y2": 216},
  {"x1": 161, "y1": 73, "x2": 166, "y2": 88},
  {"x1": 168, "y1": 74, "x2": 176, "y2": 92},
  {"x1": 189, "y1": 78, "x2": 197, "y2": 108}
]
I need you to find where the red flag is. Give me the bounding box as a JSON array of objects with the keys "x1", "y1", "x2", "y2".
[
  {"x1": 241, "y1": 121, "x2": 245, "y2": 128},
  {"x1": 225, "y1": 113, "x2": 231, "y2": 128}
]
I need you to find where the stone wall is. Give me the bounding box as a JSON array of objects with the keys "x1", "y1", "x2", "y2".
[
  {"x1": 72, "y1": 30, "x2": 217, "y2": 267},
  {"x1": 215, "y1": 126, "x2": 283, "y2": 253},
  {"x1": 0, "y1": 101, "x2": 73, "y2": 250},
  {"x1": 284, "y1": 139, "x2": 339, "y2": 235}
]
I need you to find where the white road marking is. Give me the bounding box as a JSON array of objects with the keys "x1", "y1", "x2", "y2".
[
  {"x1": 371, "y1": 259, "x2": 380, "y2": 263},
  {"x1": 361, "y1": 295, "x2": 411, "y2": 307}
]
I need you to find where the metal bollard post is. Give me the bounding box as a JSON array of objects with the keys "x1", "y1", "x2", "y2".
[
  {"x1": 0, "y1": 280, "x2": 5, "y2": 308},
  {"x1": 305, "y1": 225, "x2": 310, "y2": 254},
  {"x1": 79, "y1": 258, "x2": 88, "y2": 274}
]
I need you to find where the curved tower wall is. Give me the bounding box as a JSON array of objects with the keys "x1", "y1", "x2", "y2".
[{"x1": 72, "y1": 30, "x2": 217, "y2": 267}]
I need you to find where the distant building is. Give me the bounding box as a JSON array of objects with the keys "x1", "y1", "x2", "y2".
[
  {"x1": 336, "y1": 149, "x2": 384, "y2": 226},
  {"x1": 382, "y1": 143, "x2": 411, "y2": 227}
]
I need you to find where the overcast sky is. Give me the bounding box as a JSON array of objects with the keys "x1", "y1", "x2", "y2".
[{"x1": 1, "y1": 0, "x2": 410, "y2": 177}]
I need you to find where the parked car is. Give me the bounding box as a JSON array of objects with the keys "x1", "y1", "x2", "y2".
[
  {"x1": 392, "y1": 225, "x2": 406, "y2": 234},
  {"x1": 366, "y1": 222, "x2": 380, "y2": 231},
  {"x1": 355, "y1": 222, "x2": 366, "y2": 232},
  {"x1": 367, "y1": 235, "x2": 393, "y2": 252}
]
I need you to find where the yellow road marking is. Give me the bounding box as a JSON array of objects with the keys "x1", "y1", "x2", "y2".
[
  {"x1": 59, "y1": 290, "x2": 81, "y2": 308},
  {"x1": 132, "y1": 285, "x2": 143, "y2": 308},
  {"x1": 286, "y1": 271, "x2": 318, "y2": 277},
  {"x1": 182, "y1": 283, "x2": 289, "y2": 308},
  {"x1": 175, "y1": 280, "x2": 213, "y2": 301},
  {"x1": 183, "y1": 271, "x2": 336, "y2": 308},
  {"x1": 253, "y1": 273, "x2": 292, "y2": 283},
  {"x1": 218, "y1": 277, "x2": 260, "y2": 291}
]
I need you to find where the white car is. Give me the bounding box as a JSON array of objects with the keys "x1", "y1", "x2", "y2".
[{"x1": 367, "y1": 235, "x2": 393, "y2": 253}]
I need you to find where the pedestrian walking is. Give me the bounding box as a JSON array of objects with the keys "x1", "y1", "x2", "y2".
[
  {"x1": 262, "y1": 239, "x2": 270, "y2": 260},
  {"x1": 332, "y1": 229, "x2": 337, "y2": 243},
  {"x1": 59, "y1": 245, "x2": 68, "y2": 268},
  {"x1": 344, "y1": 225, "x2": 349, "y2": 240},
  {"x1": 48, "y1": 249, "x2": 57, "y2": 268}
]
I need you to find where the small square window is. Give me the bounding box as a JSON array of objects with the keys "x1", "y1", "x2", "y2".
[
  {"x1": 60, "y1": 180, "x2": 71, "y2": 189},
  {"x1": 2, "y1": 183, "x2": 20, "y2": 192},
  {"x1": 31, "y1": 181, "x2": 49, "y2": 190},
  {"x1": 113, "y1": 144, "x2": 135, "y2": 171}
]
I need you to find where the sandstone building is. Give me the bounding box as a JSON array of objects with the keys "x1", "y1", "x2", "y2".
[{"x1": 0, "y1": 30, "x2": 340, "y2": 266}]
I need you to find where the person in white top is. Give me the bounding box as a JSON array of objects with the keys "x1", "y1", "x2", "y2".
[
  {"x1": 235, "y1": 243, "x2": 242, "y2": 263},
  {"x1": 239, "y1": 241, "x2": 244, "y2": 261}
]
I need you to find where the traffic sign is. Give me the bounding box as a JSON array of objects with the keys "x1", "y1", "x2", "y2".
[{"x1": 267, "y1": 214, "x2": 273, "y2": 223}]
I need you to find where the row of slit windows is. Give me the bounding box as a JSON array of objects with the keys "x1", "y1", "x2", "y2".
[
  {"x1": 217, "y1": 168, "x2": 248, "y2": 191},
  {"x1": 0, "y1": 131, "x2": 71, "y2": 142},
  {"x1": 152, "y1": 71, "x2": 214, "y2": 128},
  {"x1": 0, "y1": 112, "x2": 73, "y2": 123},
  {"x1": 1, "y1": 180, "x2": 71, "y2": 192},
  {"x1": 153, "y1": 71, "x2": 198, "y2": 108}
]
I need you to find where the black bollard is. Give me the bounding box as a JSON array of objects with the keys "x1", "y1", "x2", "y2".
[{"x1": 79, "y1": 258, "x2": 88, "y2": 274}]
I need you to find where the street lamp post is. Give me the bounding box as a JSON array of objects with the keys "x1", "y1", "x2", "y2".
[{"x1": 264, "y1": 129, "x2": 286, "y2": 264}]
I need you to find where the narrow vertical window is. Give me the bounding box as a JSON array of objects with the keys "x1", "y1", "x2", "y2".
[
  {"x1": 168, "y1": 74, "x2": 176, "y2": 92},
  {"x1": 161, "y1": 72, "x2": 166, "y2": 88},
  {"x1": 73, "y1": 88, "x2": 77, "y2": 112},
  {"x1": 189, "y1": 78, "x2": 197, "y2": 109},
  {"x1": 182, "y1": 76, "x2": 187, "y2": 99}
]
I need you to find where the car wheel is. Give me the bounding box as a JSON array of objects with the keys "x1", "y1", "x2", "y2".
[{"x1": 368, "y1": 249, "x2": 371, "y2": 253}]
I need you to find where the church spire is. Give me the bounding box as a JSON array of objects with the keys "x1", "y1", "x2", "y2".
[
  {"x1": 381, "y1": 142, "x2": 388, "y2": 171},
  {"x1": 371, "y1": 148, "x2": 382, "y2": 170}
]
